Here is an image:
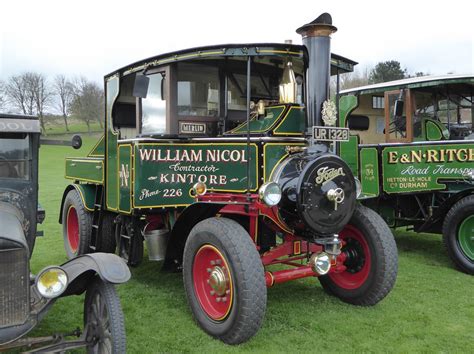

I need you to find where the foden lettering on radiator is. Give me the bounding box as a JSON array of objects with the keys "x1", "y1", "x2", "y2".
[{"x1": 315, "y1": 166, "x2": 345, "y2": 186}]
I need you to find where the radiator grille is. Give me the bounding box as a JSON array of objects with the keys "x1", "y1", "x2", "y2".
[{"x1": 0, "y1": 248, "x2": 29, "y2": 327}]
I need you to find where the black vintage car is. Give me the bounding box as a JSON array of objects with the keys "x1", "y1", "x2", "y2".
[{"x1": 0, "y1": 113, "x2": 130, "y2": 352}]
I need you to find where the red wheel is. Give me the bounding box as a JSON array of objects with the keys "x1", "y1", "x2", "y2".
[
  {"x1": 62, "y1": 189, "x2": 92, "y2": 258},
  {"x1": 329, "y1": 225, "x2": 371, "y2": 290},
  {"x1": 183, "y1": 217, "x2": 266, "y2": 345},
  {"x1": 319, "y1": 205, "x2": 398, "y2": 306},
  {"x1": 67, "y1": 206, "x2": 79, "y2": 253},
  {"x1": 193, "y1": 245, "x2": 233, "y2": 320}
]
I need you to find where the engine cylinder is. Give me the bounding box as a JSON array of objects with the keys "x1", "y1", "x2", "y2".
[{"x1": 272, "y1": 152, "x2": 356, "y2": 237}]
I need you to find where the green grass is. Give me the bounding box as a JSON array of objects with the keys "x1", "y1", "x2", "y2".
[{"x1": 29, "y1": 135, "x2": 474, "y2": 353}]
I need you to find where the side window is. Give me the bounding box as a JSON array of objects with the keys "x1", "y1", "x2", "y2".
[
  {"x1": 141, "y1": 73, "x2": 167, "y2": 135},
  {"x1": 0, "y1": 133, "x2": 30, "y2": 179}
]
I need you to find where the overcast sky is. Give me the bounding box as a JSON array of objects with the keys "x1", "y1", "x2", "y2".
[{"x1": 0, "y1": 0, "x2": 472, "y2": 84}]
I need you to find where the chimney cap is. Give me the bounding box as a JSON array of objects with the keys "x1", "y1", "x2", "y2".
[{"x1": 296, "y1": 12, "x2": 337, "y2": 37}]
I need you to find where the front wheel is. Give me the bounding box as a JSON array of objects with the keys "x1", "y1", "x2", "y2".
[
  {"x1": 319, "y1": 204, "x2": 398, "y2": 306},
  {"x1": 183, "y1": 217, "x2": 266, "y2": 345},
  {"x1": 84, "y1": 277, "x2": 126, "y2": 354},
  {"x1": 62, "y1": 189, "x2": 92, "y2": 258},
  {"x1": 442, "y1": 195, "x2": 474, "y2": 274}
]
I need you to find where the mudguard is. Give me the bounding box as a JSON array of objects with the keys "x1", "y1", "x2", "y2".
[
  {"x1": 60, "y1": 253, "x2": 131, "y2": 296},
  {"x1": 58, "y1": 184, "x2": 97, "y2": 223}
]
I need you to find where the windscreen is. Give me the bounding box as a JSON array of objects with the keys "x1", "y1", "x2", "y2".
[{"x1": 0, "y1": 133, "x2": 31, "y2": 179}]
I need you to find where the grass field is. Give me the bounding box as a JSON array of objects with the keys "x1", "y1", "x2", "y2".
[{"x1": 29, "y1": 135, "x2": 473, "y2": 353}]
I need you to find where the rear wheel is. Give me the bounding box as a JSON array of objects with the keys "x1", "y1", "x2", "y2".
[
  {"x1": 62, "y1": 189, "x2": 92, "y2": 258},
  {"x1": 97, "y1": 212, "x2": 117, "y2": 253},
  {"x1": 442, "y1": 195, "x2": 474, "y2": 274},
  {"x1": 319, "y1": 205, "x2": 398, "y2": 306},
  {"x1": 183, "y1": 217, "x2": 266, "y2": 344},
  {"x1": 84, "y1": 277, "x2": 126, "y2": 354}
]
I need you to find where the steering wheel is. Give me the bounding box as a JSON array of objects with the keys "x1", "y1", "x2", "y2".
[
  {"x1": 0, "y1": 156, "x2": 18, "y2": 178},
  {"x1": 389, "y1": 116, "x2": 407, "y2": 138}
]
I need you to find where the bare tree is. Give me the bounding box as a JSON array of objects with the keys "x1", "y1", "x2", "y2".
[
  {"x1": 70, "y1": 77, "x2": 104, "y2": 134},
  {"x1": 27, "y1": 73, "x2": 51, "y2": 133},
  {"x1": 0, "y1": 80, "x2": 6, "y2": 112},
  {"x1": 5, "y1": 74, "x2": 35, "y2": 115},
  {"x1": 54, "y1": 74, "x2": 73, "y2": 131},
  {"x1": 330, "y1": 66, "x2": 371, "y2": 95}
]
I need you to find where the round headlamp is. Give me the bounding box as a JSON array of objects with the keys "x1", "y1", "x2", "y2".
[
  {"x1": 310, "y1": 252, "x2": 331, "y2": 275},
  {"x1": 36, "y1": 267, "x2": 68, "y2": 299},
  {"x1": 192, "y1": 182, "x2": 207, "y2": 197},
  {"x1": 354, "y1": 177, "x2": 362, "y2": 198},
  {"x1": 258, "y1": 182, "x2": 282, "y2": 206}
]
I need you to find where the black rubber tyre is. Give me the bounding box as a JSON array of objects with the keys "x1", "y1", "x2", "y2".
[
  {"x1": 183, "y1": 217, "x2": 266, "y2": 345},
  {"x1": 442, "y1": 195, "x2": 474, "y2": 274},
  {"x1": 97, "y1": 212, "x2": 117, "y2": 253},
  {"x1": 319, "y1": 204, "x2": 398, "y2": 306},
  {"x1": 115, "y1": 218, "x2": 143, "y2": 267},
  {"x1": 62, "y1": 189, "x2": 92, "y2": 259},
  {"x1": 84, "y1": 277, "x2": 126, "y2": 354}
]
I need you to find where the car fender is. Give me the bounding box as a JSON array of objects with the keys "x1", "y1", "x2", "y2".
[
  {"x1": 60, "y1": 253, "x2": 131, "y2": 296},
  {"x1": 58, "y1": 184, "x2": 97, "y2": 223}
]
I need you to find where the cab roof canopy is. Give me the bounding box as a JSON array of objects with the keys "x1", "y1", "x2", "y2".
[
  {"x1": 106, "y1": 43, "x2": 357, "y2": 80},
  {"x1": 341, "y1": 74, "x2": 474, "y2": 95}
]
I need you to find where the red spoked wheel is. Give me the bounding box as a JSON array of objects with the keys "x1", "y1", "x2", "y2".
[
  {"x1": 67, "y1": 206, "x2": 79, "y2": 253},
  {"x1": 329, "y1": 225, "x2": 371, "y2": 290},
  {"x1": 193, "y1": 245, "x2": 233, "y2": 321},
  {"x1": 183, "y1": 217, "x2": 266, "y2": 345},
  {"x1": 319, "y1": 205, "x2": 398, "y2": 306},
  {"x1": 62, "y1": 189, "x2": 92, "y2": 258}
]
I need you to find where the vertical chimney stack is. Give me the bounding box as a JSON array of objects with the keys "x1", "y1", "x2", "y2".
[{"x1": 296, "y1": 13, "x2": 337, "y2": 138}]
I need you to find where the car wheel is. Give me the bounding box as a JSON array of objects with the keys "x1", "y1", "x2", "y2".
[
  {"x1": 183, "y1": 217, "x2": 266, "y2": 344},
  {"x1": 319, "y1": 204, "x2": 398, "y2": 305}
]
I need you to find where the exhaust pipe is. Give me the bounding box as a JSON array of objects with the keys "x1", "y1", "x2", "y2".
[{"x1": 296, "y1": 13, "x2": 337, "y2": 148}]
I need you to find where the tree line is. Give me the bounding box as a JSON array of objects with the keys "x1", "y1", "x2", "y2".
[
  {"x1": 0, "y1": 73, "x2": 103, "y2": 135},
  {"x1": 333, "y1": 60, "x2": 428, "y2": 92}
]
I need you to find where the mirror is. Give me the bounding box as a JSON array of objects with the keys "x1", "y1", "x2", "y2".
[
  {"x1": 393, "y1": 99, "x2": 404, "y2": 117},
  {"x1": 72, "y1": 135, "x2": 82, "y2": 149},
  {"x1": 133, "y1": 73, "x2": 150, "y2": 98}
]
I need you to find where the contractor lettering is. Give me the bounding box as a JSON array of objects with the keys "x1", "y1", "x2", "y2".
[{"x1": 388, "y1": 148, "x2": 474, "y2": 164}]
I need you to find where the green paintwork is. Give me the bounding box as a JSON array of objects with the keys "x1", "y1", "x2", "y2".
[
  {"x1": 338, "y1": 95, "x2": 359, "y2": 176},
  {"x1": 88, "y1": 135, "x2": 105, "y2": 157},
  {"x1": 133, "y1": 143, "x2": 258, "y2": 208},
  {"x1": 381, "y1": 143, "x2": 474, "y2": 193},
  {"x1": 359, "y1": 148, "x2": 379, "y2": 197},
  {"x1": 118, "y1": 144, "x2": 132, "y2": 213},
  {"x1": 229, "y1": 106, "x2": 286, "y2": 134},
  {"x1": 73, "y1": 184, "x2": 97, "y2": 212},
  {"x1": 273, "y1": 106, "x2": 305, "y2": 135},
  {"x1": 263, "y1": 143, "x2": 306, "y2": 182},
  {"x1": 65, "y1": 158, "x2": 104, "y2": 183},
  {"x1": 105, "y1": 77, "x2": 120, "y2": 211},
  {"x1": 425, "y1": 120, "x2": 448, "y2": 141},
  {"x1": 458, "y1": 215, "x2": 474, "y2": 260}
]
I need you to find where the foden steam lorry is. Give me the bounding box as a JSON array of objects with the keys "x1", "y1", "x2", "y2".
[
  {"x1": 338, "y1": 75, "x2": 474, "y2": 274},
  {"x1": 60, "y1": 13, "x2": 398, "y2": 344},
  {"x1": 0, "y1": 114, "x2": 130, "y2": 352}
]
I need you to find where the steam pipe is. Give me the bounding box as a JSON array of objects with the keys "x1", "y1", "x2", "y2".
[{"x1": 296, "y1": 13, "x2": 337, "y2": 148}]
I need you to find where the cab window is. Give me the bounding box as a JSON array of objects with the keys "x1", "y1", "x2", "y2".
[
  {"x1": 141, "y1": 73, "x2": 167, "y2": 135},
  {"x1": 0, "y1": 133, "x2": 30, "y2": 179}
]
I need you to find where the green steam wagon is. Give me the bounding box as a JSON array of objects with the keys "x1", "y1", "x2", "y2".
[
  {"x1": 60, "y1": 13, "x2": 398, "y2": 344},
  {"x1": 338, "y1": 75, "x2": 474, "y2": 274}
]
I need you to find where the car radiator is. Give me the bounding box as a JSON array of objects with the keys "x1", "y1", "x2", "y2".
[{"x1": 0, "y1": 248, "x2": 29, "y2": 327}]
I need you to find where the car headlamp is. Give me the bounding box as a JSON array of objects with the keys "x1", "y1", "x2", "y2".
[
  {"x1": 310, "y1": 252, "x2": 331, "y2": 275},
  {"x1": 258, "y1": 182, "x2": 282, "y2": 206},
  {"x1": 36, "y1": 267, "x2": 68, "y2": 299}
]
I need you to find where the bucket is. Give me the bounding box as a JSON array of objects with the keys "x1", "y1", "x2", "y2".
[{"x1": 143, "y1": 227, "x2": 169, "y2": 261}]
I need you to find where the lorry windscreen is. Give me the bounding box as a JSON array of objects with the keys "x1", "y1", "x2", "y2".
[{"x1": 0, "y1": 133, "x2": 31, "y2": 180}]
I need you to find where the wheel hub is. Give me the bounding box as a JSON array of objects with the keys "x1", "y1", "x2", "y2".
[{"x1": 209, "y1": 266, "x2": 228, "y2": 296}]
